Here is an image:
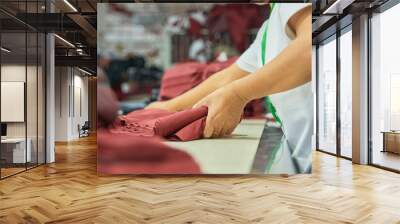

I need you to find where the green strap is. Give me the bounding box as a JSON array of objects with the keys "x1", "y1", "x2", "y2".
[
  {"x1": 263, "y1": 3, "x2": 283, "y2": 174},
  {"x1": 261, "y1": 3, "x2": 274, "y2": 66},
  {"x1": 261, "y1": 3, "x2": 281, "y2": 125}
]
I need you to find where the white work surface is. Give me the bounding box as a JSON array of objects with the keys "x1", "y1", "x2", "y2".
[
  {"x1": 166, "y1": 119, "x2": 265, "y2": 174},
  {"x1": 1, "y1": 138, "x2": 26, "y2": 143},
  {"x1": 1, "y1": 138, "x2": 32, "y2": 163}
]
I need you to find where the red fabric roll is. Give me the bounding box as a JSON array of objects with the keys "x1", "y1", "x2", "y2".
[{"x1": 110, "y1": 106, "x2": 208, "y2": 141}]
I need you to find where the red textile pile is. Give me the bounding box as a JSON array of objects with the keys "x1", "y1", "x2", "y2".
[
  {"x1": 110, "y1": 106, "x2": 208, "y2": 141},
  {"x1": 97, "y1": 86, "x2": 202, "y2": 174},
  {"x1": 200, "y1": 57, "x2": 238, "y2": 80},
  {"x1": 159, "y1": 62, "x2": 207, "y2": 101},
  {"x1": 159, "y1": 57, "x2": 265, "y2": 117},
  {"x1": 159, "y1": 59, "x2": 238, "y2": 101},
  {"x1": 98, "y1": 130, "x2": 200, "y2": 174}
]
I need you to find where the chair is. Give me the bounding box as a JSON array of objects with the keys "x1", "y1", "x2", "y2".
[{"x1": 79, "y1": 121, "x2": 90, "y2": 138}]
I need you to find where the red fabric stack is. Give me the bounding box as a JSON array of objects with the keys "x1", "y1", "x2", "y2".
[
  {"x1": 98, "y1": 130, "x2": 201, "y2": 174},
  {"x1": 159, "y1": 62, "x2": 207, "y2": 101},
  {"x1": 201, "y1": 57, "x2": 238, "y2": 80},
  {"x1": 97, "y1": 85, "x2": 203, "y2": 174},
  {"x1": 110, "y1": 106, "x2": 208, "y2": 141}
]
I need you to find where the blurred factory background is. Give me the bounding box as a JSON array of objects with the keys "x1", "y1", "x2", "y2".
[{"x1": 97, "y1": 3, "x2": 268, "y2": 114}]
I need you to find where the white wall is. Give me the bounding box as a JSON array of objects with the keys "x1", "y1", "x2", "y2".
[
  {"x1": 54, "y1": 67, "x2": 89, "y2": 141},
  {"x1": 54, "y1": 67, "x2": 69, "y2": 141},
  {"x1": 1, "y1": 82, "x2": 25, "y2": 122},
  {"x1": 71, "y1": 73, "x2": 89, "y2": 138},
  {"x1": 1, "y1": 64, "x2": 46, "y2": 164},
  {"x1": 1, "y1": 65, "x2": 26, "y2": 142},
  {"x1": 1, "y1": 66, "x2": 26, "y2": 132},
  {"x1": 1, "y1": 65, "x2": 39, "y2": 138}
]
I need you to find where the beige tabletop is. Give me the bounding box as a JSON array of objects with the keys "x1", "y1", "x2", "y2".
[{"x1": 166, "y1": 119, "x2": 266, "y2": 174}]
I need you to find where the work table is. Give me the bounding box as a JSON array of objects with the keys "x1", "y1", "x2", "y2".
[{"x1": 166, "y1": 119, "x2": 297, "y2": 174}]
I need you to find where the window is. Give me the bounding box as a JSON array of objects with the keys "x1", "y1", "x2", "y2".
[
  {"x1": 370, "y1": 2, "x2": 400, "y2": 171},
  {"x1": 317, "y1": 36, "x2": 337, "y2": 154},
  {"x1": 339, "y1": 29, "x2": 352, "y2": 158},
  {"x1": 0, "y1": 1, "x2": 47, "y2": 179}
]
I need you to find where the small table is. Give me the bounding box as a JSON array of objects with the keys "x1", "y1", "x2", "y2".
[
  {"x1": 381, "y1": 131, "x2": 400, "y2": 155},
  {"x1": 166, "y1": 120, "x2": 265, "y2": 174},
  {"x1": 1, "y1": 138, "x2": 32, "y2": 164}
]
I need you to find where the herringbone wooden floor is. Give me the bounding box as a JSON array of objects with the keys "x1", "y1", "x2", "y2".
[{"x1": 1, "y1": 135, "x2": 400, "y2": 224}]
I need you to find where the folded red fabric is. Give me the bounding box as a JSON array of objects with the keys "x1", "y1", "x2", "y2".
[
  {"x1": 159, "y1": 62, "x2": 206, "y2": 100},
  {"x1": 97, "y1": 79, "x2": 205, "y2": 174},
  {"x1": 97, "y1": 130, "x2": 201, "y2": 174},
  {"x1": 110, "y1": 106, "x2": 208, "y2": 141},
  {"x1": 201, "y1": 57, "x2": 239, "y2": 80},
  {"x1": 159, "y1": 59, "x2": 235, "y2": 102}
]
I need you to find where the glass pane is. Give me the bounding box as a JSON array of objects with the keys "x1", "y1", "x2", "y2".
[
  {"x1": 1, "y1": 31, "x2": 27, "y2": 177},
  {"x1": 38, "y1": 33, "x2": 45, "y2": 165},
  {"x1": 26, "y1": 0, "x2": 39, "y2": 169},
  {"x1": 371, "y1": 4, "x2": 400, "y2": 171},
  {"x1": 27, "y1": 31, "x2": 38, "y2": 169},
  {"x1": 0, "y1": 1, "x2": 46, "y2": 178},
  {"x1": 312, "y1": 46, "x2": 317, "y2": 150},
  {"x1": 318, "y1": 37, "x2": 337, "y2": 154},
  {"x1": 340, "y1": 30, "x2": 352, "y2": 158}
]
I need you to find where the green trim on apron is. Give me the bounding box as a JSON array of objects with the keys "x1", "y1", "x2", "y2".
[
  {"x1": 261, "y1": 3, "x2": 282, "y2": 125},
  {"x1": 262, "y1": 3, "x2": 282, "y2": 174}
]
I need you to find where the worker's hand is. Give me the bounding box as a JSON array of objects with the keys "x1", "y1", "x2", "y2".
[
  {"x1": 146, "y1": 100, "x2": 178, "y2": 112},
  {"x1": 194, "y1": 85, "x2": 248, "y2": 138}
]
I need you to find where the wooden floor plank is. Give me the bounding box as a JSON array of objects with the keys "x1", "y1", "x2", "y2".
[{"x1": 0, "y1": 135, "x2": 399, "y2": 223}]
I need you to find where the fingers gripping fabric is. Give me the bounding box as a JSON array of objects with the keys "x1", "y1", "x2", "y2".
[
  {"x1": 97, "y1": 87, "x2": 204, "y2": 174},
  {"x1": 110, "y1": 106, "x2": 208, "y2": 141}
]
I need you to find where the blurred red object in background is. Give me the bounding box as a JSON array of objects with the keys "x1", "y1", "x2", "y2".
[{"x1": 97, "y1": 130, "x2": 201, "y2": 174}]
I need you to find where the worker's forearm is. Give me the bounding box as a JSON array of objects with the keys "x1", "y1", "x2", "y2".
[
  {"x1": 231, "y1": 37, "x2": 311, "y2": 102},
  {"x1": 168, "y1": 64, "x2": 249, "y2": 110}
]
